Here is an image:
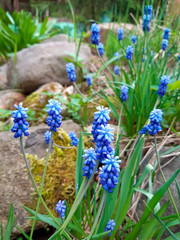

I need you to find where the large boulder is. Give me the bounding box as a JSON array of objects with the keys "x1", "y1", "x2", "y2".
[
  {"x1": 0, "y1": 89, "x2": 25, "y2": 110},
  {"x1": 7, "y1": 42, "x2": 91, "y2": 93},
  {"x1": 0, "y1": 64, "x2": 8, "y2": 89},
  {"x1": 0, "y1": 124, "x2": 80, "y2": 237}
]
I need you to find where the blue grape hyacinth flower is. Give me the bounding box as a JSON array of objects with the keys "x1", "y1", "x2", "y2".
[
  {"x1": 117, "y1": 28, "x2": 123, "y2": 41},
  {"x1": 44, "y1": 130, "x2": 53, "y2": 144},
  {"x1": 97, "y1": 42, "x2": 104, "y2": 56},
  {"x1": 99, "y1": 153, "x2": 121, "y2": 193},
  {"x1": 66, "y1": 63, "x2": 76, "y2": 82},
  {"x1": 114, "y1": 51, "x2": 120, "y2": 61},
  {"x1": 105, "y1": 219, "x2": 116, "y2": 236},
  {"x1": 91, "y1": 106, "x2": 111, "y2": 143},
  {"x1": 142, "y1": 14, "x2": 151, "y2": 32},
  {"x1": 86, "y1": 75, "x2": 92, "y2": 87},
  {"x1": 139, "y1": 109, "x2": 163, "y2": 135},
  {"x1": 56, "y1": 200, "x2": 66, "y2": 218},
  {"x1": 125, "y1": 45, "x2": 134, "y2": 60},
  {"x1": 11, "y1": 103, "x2": 29, "y2": 138},
  {"x1": 69, "y1": 131, "x2": 79, "y2": 147},
  {"x1": 163, "y1": 28, "x2": 170, "y2": 40},
  {"x1": 120, "y1": 85, "x2": 129, "y2": 102},
  {"x1": 91, "y1": 23, "x2": 100, "y2": 45},
  {"x1": 46, "y1": 99, "x2": 62, "y2": 132},
  {"x1": 82, "y1": 148, "x2": 97, "y2": 178},
  {"x1": 114, "y1": 65, "x2": 120, "y2": 75},
  {"x1": 131, "y1": 35, "x2": 137, "y2": 44},
  {"x1": 145, "y1": 5, "x2": 152, "y2": 18},
  {"x1": 95, "y1": 125, "x2": 114, "y2": 162},
  {"x1": 161, "y1": 39, "x2": 168, "y2": 51},
  {"x1": 156, "y1": 75, "x2": 170, "y2": 97}
]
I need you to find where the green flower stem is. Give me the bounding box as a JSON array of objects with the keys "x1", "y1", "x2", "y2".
[
  {"x1": 87, "y1": 191, "x2": 107, "y2": 240},
  {"x1": 73, "y1": 82, "x2": 98, "y2": 106},
  {"x1": 29, "y1": 132, "x2": 53, "y2": 239},
  {"x1": 20, "y1": 136, "x2": 71, "y2": 239},
  {"x1": 116, "y1": 105, "x2": 123, "y2": 144},
  {"x1": 59, "y1": 160, "x2": 100, "y2": 236},
  {"x1": 154, "y1": 135, "x2": 180, "y2": 221}
]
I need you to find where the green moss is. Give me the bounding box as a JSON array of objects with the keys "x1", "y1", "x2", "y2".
[{"x1": 27, "y1": 129, "x2": 77, "y2": 214}]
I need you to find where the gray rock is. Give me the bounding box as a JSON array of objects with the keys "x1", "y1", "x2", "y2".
[
  {"x1": 7, "y1": 42, "x2": 91, "y2": 93},
  {"x1": 0, "y1": 89, "x2": 25, "y2": 110},
  {"x1": 42, "y1": 34, "x2": 69, "y2": 43},
  {"x1": 0, "y1": 64, "x2": 8, "y2": 89}
]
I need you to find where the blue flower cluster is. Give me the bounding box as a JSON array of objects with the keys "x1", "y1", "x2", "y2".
[
  {"x1": 131, "y1": 35, "x2": 137, "y2": 44},
  {"x1": 91, "y1": 106, "x2": 113, "y2": 162},
  {"x1": 120, "y1": 85, "x2": 129, "y2": 102},
  {"x1": 114, "y1": 51, "x2": 120, "y2": 61},
  {"x1": 99, "y1": 153, "x2": 121, "y2": 193},
  {"x1": 91, "y1": 23, "x2": 100, "y2": 45},
  {"x1": 11, "y1": 103, "x2": 29, "y2": 138},
  {"x1": 104, "y1": 219, "x2": 116, "y2": 236},
  {"x1": 156, "y1": 75, "x2": 170, "y2": 97},
  {"x1": 161, "y1": 39, "x2": 168, "y2": 51},
  {"x1": 142, "y1": 5, "x2": 152, "y2": 32},
  {"x1": 46, "y1": 99, "x2": 62, "y2": 132},
  {"x1": 139, "y1": 109, "x2": 163, "y2": 135},
  {"x1": 125, "y1": 45, "x2": 134, "y2": 60},
  {"x1": 163, "y1": 28, "x2": 170, "y2": 40},
  {"x1": 66, "y1": 63, "x2": 76, "y2": 82},
  {"x1": 69, "y1": 131, "x2": 79, "y2": 147},
  {"x1": 56, "y1": 200, "x2": 66, "y2": 218},
  {"x1": 82, "y1": 148, "x2": 97, "y2": 178},
  {"x1": 97, "y1": 42, "x2": 104, "y2": 56},
  {"x1": 117, "y1": 28, "x2": 123, "y2": 41},
  {"x1": 86, "y1": 75, "x2": 92, "y2": 87},
  {"x1": 91, "y1": 106, "x2": 111, "y2": 142},
  {"x1": 44, "y1": 130, "x2": 53, "y2": 144},
  {"x1": 95, "y1": 125, "x2": 114, "y2": 162},
  {"x1": 114, "y1": 65, "x2": 120, "y2": 75}
]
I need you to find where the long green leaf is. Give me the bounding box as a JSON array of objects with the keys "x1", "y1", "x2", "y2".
[
  {"x1": 124, "y1": 168, "x2": 180, "y2": 240},
  {"x1": 4, "y1": 204, "x2": 15, "y2": 240}
]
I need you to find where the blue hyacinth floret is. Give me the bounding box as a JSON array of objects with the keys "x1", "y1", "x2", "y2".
[
  {"x1": 11, "y1": 103, "x2": 29, "y2": 138},
  {"x1": 91, "y1": 106, "x2": 111, "y2": 142},
  {"x1": 145, "y1": 5, "x2": 152, "y2": 18},
  {"x1": 82, "y1": 148, "x2": 97, "y2": 178},
  {"x1": 97, "y1": 42, "x2": 104, "y2": 56},
  {"x1": 161, "y1": 39, "x2": 168, "y2": 51},
  {"x1": 91, "y1": 23, "x2": 100, "y2": 45},
  {"x1": 66, "y1": 63, "x2": 76, "y2": 82},
  {"x1": 125, "y1": 45, "x2": 134, "y2": 60},
  {"x1": 142, "y1": 14, "x2": 151, "y2": 32},
  {"x1": 163, "y1": 28, "x2": 170, "y2": 40},
  {"x1": 86, "y1": 75, "x2": 92, "y2": 87},
  {"x1": 131, "y1": 35, "x2": 137, "y2": 44},
  {"x1": 120, "y1": 85, "x2": 129, "y2": 102},
  {"x1": 114, "y1": 51, "x2": 120, "y2": 61},
  {"x1": 46, "y1": 99, "x2": 62, "y2": 132},
  {"x1": 117, "y1": 28, "x2": 123, "y2": 41},
  {"x1": 105, "y1": 219, "x2": 116, "y2": 236},
  {"x1": 156, "y1": 75, "x2": 170, "y2": 97},
  {"x1": 44, "y1": 130, "x2": 53, "y2": 144},
  {"x1": 56, "y1": 200, "x2": 66, "y2": 218},
  {"x1": 139, "y1": 109, "x2": 163, "y2": 135},
  {"x1": 95, "y1": 125, "x2": 114, "y2": 162},
  {"x1": 99, "y1": 153, "x2": 121, "y2": 193},
  {"x1": 69, "y1": 131, "x2": 79, "y2": 147},
  {"x1": 114, "y1": 65, "x2": 120, "y2": 75}
]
